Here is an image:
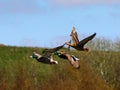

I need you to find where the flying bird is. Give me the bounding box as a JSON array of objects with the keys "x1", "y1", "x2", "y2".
[
  {"x1": 54, "y1": 51, "x2": 80, "y2": 69},
  {"x1": 30, "y1": 44, "x2": 65, "y2": 64},
  {"x1": 66, "y1": 27, "x2": 96, "y2": 51}
]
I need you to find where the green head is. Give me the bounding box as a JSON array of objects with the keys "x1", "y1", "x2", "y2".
[
  {"x1": 54, "y1": 51, "x2": 60, "y2": 55},
  {"x1": 30, "y1": 52, "x2": 39, "y2": 59}
]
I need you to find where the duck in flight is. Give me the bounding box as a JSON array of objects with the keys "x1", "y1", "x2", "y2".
[
  {"x1": 54, "y1": 51, "x2": 80, "y2": 69},
  {"x1": 66, "y1": 27, "x2": 96, "y2": 51},
  {"x1": 30, "y1": 44, "x2": 65, "y2": 64}
]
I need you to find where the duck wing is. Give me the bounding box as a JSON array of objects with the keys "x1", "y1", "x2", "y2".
[
  {"x1": 77, "y1": 33, "x2": 96, "y2": 48},
  {"x1": 42, "y1": 44, "x2": 65, "y2": 58},
  {"x1": 70, "y1": 27, "x2": 79, "y2": 45}
]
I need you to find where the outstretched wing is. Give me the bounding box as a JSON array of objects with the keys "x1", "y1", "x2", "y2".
[
  {"x1": 77, "y1": 33, "x2": 96, "y2": 47},
  {"x1": 43, "y1": 44, "x2": 65, "y2": 58},
  {"x1": 70, "y1": 27, "x2": 79, "y2": 45}
]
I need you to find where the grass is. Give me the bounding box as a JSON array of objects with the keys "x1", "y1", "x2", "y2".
[{"x1": 0, "y1": 45, "x2": 119, "y2": 90}]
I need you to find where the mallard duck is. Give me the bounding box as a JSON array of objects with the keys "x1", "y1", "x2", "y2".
[
  {"x1": 66, "y1": 27, "x2": 96, "y2": 51},
  {"x1": 30, "y1": 44, "x2": 65, "y2": 64},
  {"x1": 54, "y1": 51, "x2": 80, "y2": 69}
]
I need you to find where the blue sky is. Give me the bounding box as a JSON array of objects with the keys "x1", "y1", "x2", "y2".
[{"x1": 0, "y1": 0, "x2": 120, "y2": 47}]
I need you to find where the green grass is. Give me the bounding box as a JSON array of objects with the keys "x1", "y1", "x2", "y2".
[{"x1": 0, "y1": 45, "x2": 119, "y2": 90}]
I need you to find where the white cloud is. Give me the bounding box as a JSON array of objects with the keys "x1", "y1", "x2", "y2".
[{"x1": 0, "y1": 0, "x2": 42, "y2": 14}]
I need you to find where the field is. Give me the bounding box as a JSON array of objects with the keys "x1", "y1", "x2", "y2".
[{"x1": 0, "y1": 43, "x2": 120, "y2": 90}]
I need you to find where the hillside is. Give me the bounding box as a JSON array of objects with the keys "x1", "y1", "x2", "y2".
[{"x1": 0, "y1": 45, "x2": 119, "y2": 90}]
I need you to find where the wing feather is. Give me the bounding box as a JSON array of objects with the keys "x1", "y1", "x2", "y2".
[
  {"x1": 43, "y1": 44, "x2": 65, "y2": 58},
  {"x1": 77, "y1": 33, "x2": 96, "y2": 47}
]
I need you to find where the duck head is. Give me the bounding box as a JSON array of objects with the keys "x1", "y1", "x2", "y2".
[{"x1": 30, "y1": 52, "x2": 41, "y2": 59}]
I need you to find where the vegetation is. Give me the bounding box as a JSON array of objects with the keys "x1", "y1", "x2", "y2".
[{"x1": 0, "y1": 38, "x2": 120, "y2": 90}]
